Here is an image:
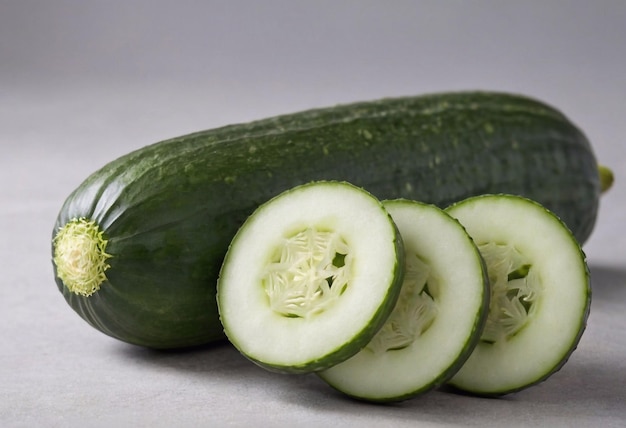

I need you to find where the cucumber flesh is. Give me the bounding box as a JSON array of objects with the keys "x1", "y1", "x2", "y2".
[
  {"x1": 216, "y1": 181, "x2": 404, "y2": 374},
  {"x1": 445, "y1": 194, "x2": 590, "y2": 396},
  {"x1": 318, "y1": 200, "x2": 489, "y2": 402}
]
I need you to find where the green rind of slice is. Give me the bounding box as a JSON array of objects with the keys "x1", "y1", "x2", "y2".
[
  {"x1": 318, "y1": 200, "x2": 489, "y2": 401},
  {"x1": 217, "y1": 181, "x2": 405, "y2": 374},
  {"x1": 446, "y1": 194, "x2": 591, "y2": 396}
]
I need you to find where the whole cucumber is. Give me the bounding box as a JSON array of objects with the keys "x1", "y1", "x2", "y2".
[{"x1": 52, "y1": 91, "x2": 605, "y2": 348}]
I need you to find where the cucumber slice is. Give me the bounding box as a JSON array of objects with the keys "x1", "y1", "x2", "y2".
[
  {"x1": 317, "y1": 200, "x2": 489, "y2": 402},
  {"x1": 445, "y1": 194, "x2": 591, "y2": 396},
  {"x1": 216, "y1": 181, "x2": 404, "y2": 374}
]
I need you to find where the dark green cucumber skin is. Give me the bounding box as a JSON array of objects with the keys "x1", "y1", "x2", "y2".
[{"x1": 52, "y1": 91, "x2": 601, "y2": 349}]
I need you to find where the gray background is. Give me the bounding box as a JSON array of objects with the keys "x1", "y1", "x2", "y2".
[{"x1": 2, "y1": 1, "x2": 625, "y2": 426}]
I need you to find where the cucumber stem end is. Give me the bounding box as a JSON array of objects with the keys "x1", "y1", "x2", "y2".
[
  {"x1": 53, "y1": 218, "x2": 112, "y2": 297},
  {"x1": 599, "y1": 164, "x2": 614, "y2": 194}
]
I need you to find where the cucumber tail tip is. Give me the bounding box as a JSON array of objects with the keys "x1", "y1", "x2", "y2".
[{"x1": 599, "y1": 165, "x2": 614, "y2": 193}]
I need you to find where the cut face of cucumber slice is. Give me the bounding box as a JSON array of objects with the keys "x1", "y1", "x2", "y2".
[
  {"x1": 217, "y1": 181, "x2": 404, "y2": 374},
  {"x1": 318, "y1": 200, "x2": 489, "y2": 402},
  {"x1": 445, "y1": 194, "x2": 591, "y2": 396}
]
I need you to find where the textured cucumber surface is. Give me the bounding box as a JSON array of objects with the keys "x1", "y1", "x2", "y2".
[{"x1": 52, "y1": 91, "x2": 600, "y2": 348}]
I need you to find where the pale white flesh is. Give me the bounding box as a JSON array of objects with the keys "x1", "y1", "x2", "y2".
[
  {"x1": 217, "y1": 181, "x2": 403, "y2": 373},
  {"x1": 446, "y1": 194, "x2": 590, "y2": 395},
  {"x1": 318, "y1": 200, "x2": 488, "y2": 401}
]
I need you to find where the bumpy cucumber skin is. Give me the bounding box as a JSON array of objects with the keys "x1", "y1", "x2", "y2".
[
  {"x1": 53, "y1": 91, "x2": 600, "y2": 348},
  {"x1": 444, "y1": 194, "x2": 592, "y2": 397},
  {"x1": 217, "y1": 182, "x2": 406, "y2": 374}
]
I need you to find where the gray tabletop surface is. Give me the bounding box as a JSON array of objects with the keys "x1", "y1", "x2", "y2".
[{"x1": 2, "y1": 2, "x2": 625, "y2": 427}]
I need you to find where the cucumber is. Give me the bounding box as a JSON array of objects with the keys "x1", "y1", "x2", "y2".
[
  {"x1": 52, "y1": 91, "x2": 605, "y2": 349},
  {"x1": 445, "y1": 194, "x2": 591, "y2": 396},
  {"x1": 317, "y1": 200, "x2": 489, "y2": 402},
  {"x1": 216, "y1": 181, "x2": 404, "y2": 373}
]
